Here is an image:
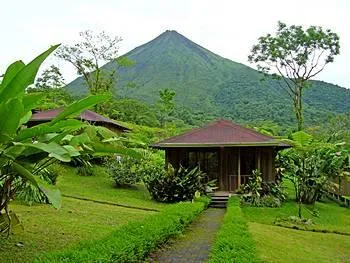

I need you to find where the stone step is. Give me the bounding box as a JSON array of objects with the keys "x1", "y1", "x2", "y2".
[
  {"x1": 211, "y1": 197, "x2": 229, "y2": 201},
  {"x1": 210, "y1": 203, "x2": 227, "y2": 208},
  {"x1": 210, "y1": 196, "x2": 229, "y2": 208}
]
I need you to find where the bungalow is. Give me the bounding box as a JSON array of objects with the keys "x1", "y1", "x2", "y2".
[
  {"x1": 28, "y1": 108, "x2": 130, "y2": 133},
  {"x1": 151, "y1": 120, "x2": 289, "y2": 192}
]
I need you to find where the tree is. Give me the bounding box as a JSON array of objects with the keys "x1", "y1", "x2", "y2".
[
  {"x1": 28, "y1": 65, "x2": 72, "y2": 110},
  {"x1": 156, "y1": 88, "x2": 176, "y2": 126},
  {"x1": 35, "y1": 65, "x2": 65, "y2": 89},
  {"x1": 56, "y1": 30, "x2": 122, "y2": 94},
  {"x1": 248, "y1": 21, "x2": 340, "y2": 131},
  {"x1": 56, "y1": 30, "x2": 134, "y2": 114}
]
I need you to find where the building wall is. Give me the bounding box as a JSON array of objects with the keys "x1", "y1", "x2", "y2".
[{"x1": 165, "y1": 146, "x2": 276, "y2": 192}]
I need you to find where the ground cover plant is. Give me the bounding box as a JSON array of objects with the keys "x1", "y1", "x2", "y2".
[
  {"x1": 209, "y1": 197, "x2": 260, "y2": 263},
  {"x1": 36, "y1": 198, "x2": 209, "y2": 263}
]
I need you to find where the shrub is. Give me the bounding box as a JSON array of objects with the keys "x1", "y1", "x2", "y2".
[
  {"x1": 259, "y1": 195, "x2": 281, "y2": 208},
  {"x1": 107, "y1": 151, "x2": 164, "y2": 186},
  {"x1": 242, "y1": 169, "x2": 263, "y2": 206},
  {"x1": 240, "y1": 169, "x2": 285, "y2": 207},
  {"x1": 36, "y1": 199, "x2": 209, "y2": 263},
  {"x1": 70, "y1": 156, "x2": 94, "y2": 176},
  {"x1": 209, "y1": 197, "x2": 260, "y2": 263},
  {"x1": 143, "y1": 165, "x2": 206, "y2": 203},
  {"x1": 107, "y1": 156, "x2": 143, "y2": 186}
]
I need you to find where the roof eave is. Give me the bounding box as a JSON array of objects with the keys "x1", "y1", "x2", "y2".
[{"x1": 151, "y1": 141, "x2": 290, "y2": 149}]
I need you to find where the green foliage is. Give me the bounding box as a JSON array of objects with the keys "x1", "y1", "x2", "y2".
[
  {"x1": 241, "y1": 169, "x2": 286, "y2": 207},
  {"x1": 243, "y1": 169, "x2": 263, "y2": 205},
  {"x1": 67, "y1": 30, "x2": 350, "y2": 129},
  {"x1": 209, "y1": 197, "x2": 260, "y2": 263},
  {"x1": 35, "y1": 65, "x2": 65, "y2": 89},
  {"x1": 248, "y1": 21, "x2": 340, "y2": 130},
  {"x1": 55, "y1": 30, "x2": 132, "y2": 115},
  {"x1": 36, "y1": 200, "x2": 207, "y2": 263},
  {"x1": 27, "y1": 87, "x2": 73, "y2": 111},
  {"x1": 143, "y1": 165, "x2": 207, "y2": 203},
  {"x1": 261, "y1": 181, "x2": 287, "y2": 203},
  {"x1": 0, "y1": 47, "x2": 140, "y2": 236},
  {"x1": 156, "y1": 88, "x2": 176, "y2": 126},
  {"x1": 312, "y1": 112, "x2": 350, "y2": 146},
  {"x1": 108, "y1": 98, "x2": 160, "y2": 127},
  {"x1": 258, "y1": 195, "x2": 282, "y2": 208},
  {"x1": 15, "y1": 167, "x2": 61, "y2": 205},
  {"x1": 107, "y1": 157, "x2": 142, "y2": 186},
  {"x1": 107, "y1": 149, "x2": 164, "y2": 186},
  {"x1": 279, "y1": 132, "x2": 349, "y2": 207}
]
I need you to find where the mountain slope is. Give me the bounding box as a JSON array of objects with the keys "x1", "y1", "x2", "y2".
[{"x1": 67, "y1": 30, "x2": 350, "y2": 127}]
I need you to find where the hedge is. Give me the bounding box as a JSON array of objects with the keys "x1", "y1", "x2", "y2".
[
  {"x1": 209, "y1": 197, "x2": 260, "y2": 263},
  {"x1": 36, "y1": 197, "x2": 209, "y2": 263}
]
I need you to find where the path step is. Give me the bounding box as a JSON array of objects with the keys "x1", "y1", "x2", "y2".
[{"x1": 209, "y1": 194, "x2": 230, "y2": 208}]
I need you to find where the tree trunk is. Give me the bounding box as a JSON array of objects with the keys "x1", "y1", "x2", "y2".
[{"x1": 292, "y1": 81, "x2": 304, "y2": 131}]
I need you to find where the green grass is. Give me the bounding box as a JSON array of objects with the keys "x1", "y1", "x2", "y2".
[
  {"x1": 36, "y1": 200, "x2": 208, "y2": 262},
  {"x1": 242, "y1": 181, "x2": 350, "y2": 262},
  {"x1": 242, "y1": 199, "x2": 350, "y2": 234},
  {"x1": 58, "y1": 165, "x2": 168, "y2": 210},
  {"x1": 1, "y1": 164, "x2": 167, "y2": 262},
  {"x1": 2, "y1": 198, "x2": 152, "y2": 262},
  {"x1": 209, "y1": 197, "x2": 260, "y2": 263},
  {"x1": 249, "y1": 222, "x2": 350, "y2": 263}
]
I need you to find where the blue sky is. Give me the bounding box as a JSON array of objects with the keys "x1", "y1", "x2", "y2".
[{"x1": 1, "y1": 0, "x2": 350, "y2": 88}]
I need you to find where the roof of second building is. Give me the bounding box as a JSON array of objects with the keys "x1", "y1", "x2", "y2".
[
  {"x1": 29, "y1": 108, "x2": 130, "y2": 131},
  {"x1": 152, "y1": 119, "x2": 289, "y2": 148}
]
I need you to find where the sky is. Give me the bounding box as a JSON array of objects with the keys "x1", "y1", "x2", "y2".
[{"x1": 1, "y1": 0, "x2": 350, "y2": 88}]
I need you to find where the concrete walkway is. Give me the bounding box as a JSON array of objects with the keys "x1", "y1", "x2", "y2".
[{"x1": 148, "y1": 208, "x2": 225, "y2": 263}]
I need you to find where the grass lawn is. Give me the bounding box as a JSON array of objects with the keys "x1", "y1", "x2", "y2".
[
  {"x1": 249, "y1": 222, "x2": 350, "y2": 263},
  {"x1": 58, "y1": 165, "x2": 168, "y2": 211},
  {"x1": 1, "y1": 164, "x2": 166, "y2": 262},
  {"x1": 242, "y1": 198, "x2": 350, "y2": 234},
  {"x1": 242, "y1": 181, "x2": 350, "y2": 262}
]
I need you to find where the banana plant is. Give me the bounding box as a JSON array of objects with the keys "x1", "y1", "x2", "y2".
[
  {"x1": 0, "y1": 46, "x2": 139, "y2": 236},
  {"x1": 279, "y1": 131, "x2": 349, "y2": 218}
]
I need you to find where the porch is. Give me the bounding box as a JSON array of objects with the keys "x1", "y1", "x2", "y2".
[{"x1": 165, "y1": 146, "x2": 276, "y2": 192}]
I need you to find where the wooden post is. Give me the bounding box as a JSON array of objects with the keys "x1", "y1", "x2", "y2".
[
  {"x1": 220, "y1": 147, "x2": 224, "y2": 190},
  {"x1": 165, "y1": 149, "x2": 169, "y2": 170},
  {"x1": 257, "y1": 148, "x2": 261, "y2": 171},
  {"x1": 238, "y1": 148, "x2": 241, "y2": 188}
]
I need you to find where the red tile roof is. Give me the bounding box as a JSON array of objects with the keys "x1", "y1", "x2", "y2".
[
  {"x1": 29, "y1": 108, "x2": 130, "y2": 131},
  {"x1": 152, "y1": 120, "x2": 288, "y2": 148}
]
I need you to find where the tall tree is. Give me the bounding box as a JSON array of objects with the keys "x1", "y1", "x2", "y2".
[
  {"x1": 248, "y1": 21, "x2": 340, "y2": 131},
  {"x1": 156, "y1": 88, "x2": 176, "y2": 127},
  {"x1": 35, "y1": 65, "x2": 65, "y2": 89},
  {"x1": 56, "y1": 30, "x2": 134, "y2": 114},
  {"x1": 56, "y1": 30, "x2": 122, "y2": 95},
  {"x1": 28, "y1": 65, "x2": 72, "y2": 110}
]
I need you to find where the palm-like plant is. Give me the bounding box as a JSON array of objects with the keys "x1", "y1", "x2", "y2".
[
  {"x1": 279, "y1": 131, "x2": 349, "y2": 218},
  {"x1": 0, "y1": 46, "x2": 139, "y2": 236}
]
